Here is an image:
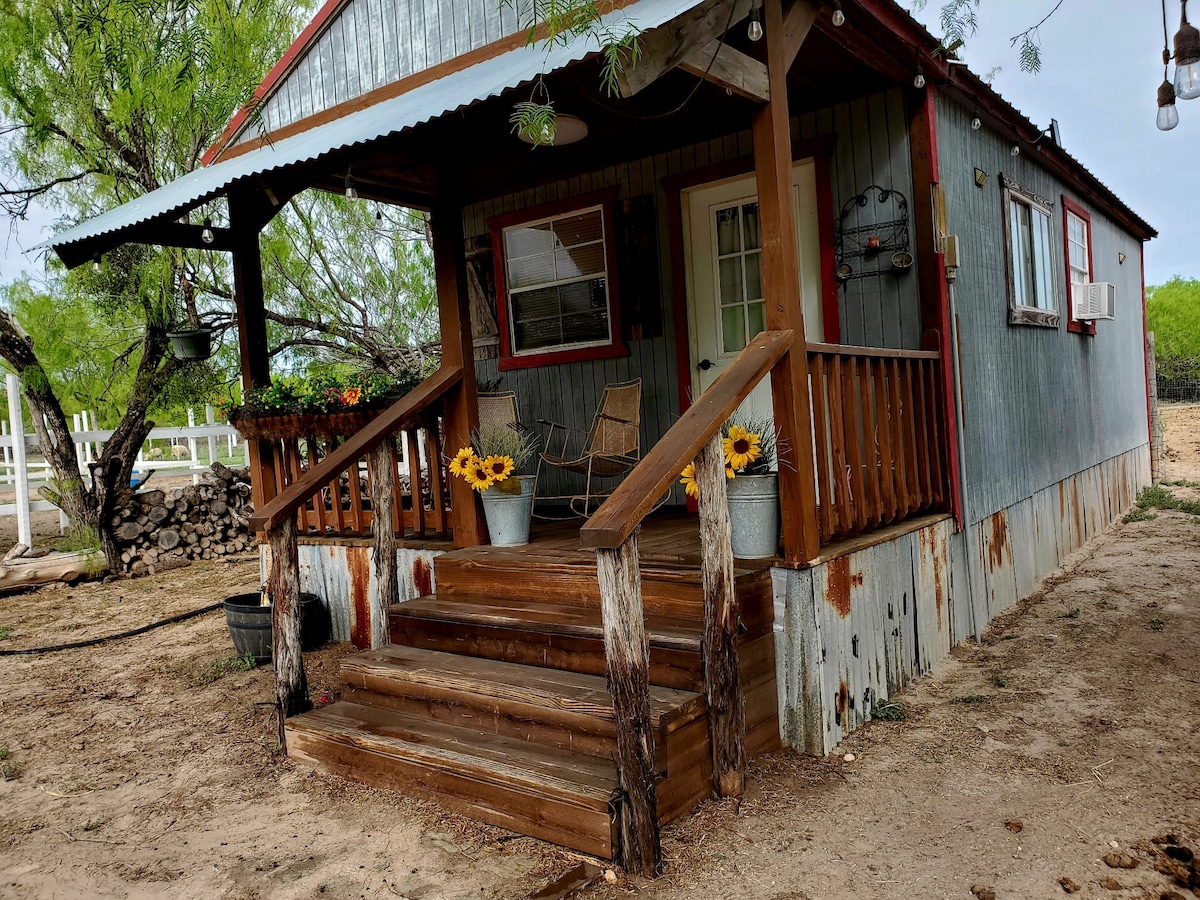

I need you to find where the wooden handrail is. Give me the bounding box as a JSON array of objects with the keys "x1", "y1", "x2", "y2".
[
  {"x1": 807, "y1": 341, "x2": 940, "y2": 360},
  {"x1": 580, "y1": 330, "x2": 794, "y2": 550},
  {"x1": 248, "y1": 365, "x2": 463, "y2": 533}
]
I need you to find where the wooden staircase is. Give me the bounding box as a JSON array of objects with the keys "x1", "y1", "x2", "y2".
[{"x1": 284, "y1": 544, "x2": 781, "y2": 859}]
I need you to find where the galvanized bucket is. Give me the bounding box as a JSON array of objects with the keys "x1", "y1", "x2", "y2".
[
  {"x1": 480, "y1": 475, "x2": 536, "y2": 547},
  {"x1": 727, "y1": 473, "x2": 780, "y2": 559}
]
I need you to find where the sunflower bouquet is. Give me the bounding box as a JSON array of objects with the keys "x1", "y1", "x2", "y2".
[
  {"x1": 679, "y1": 414, "x2": 777, "y2": 498},
  {"x1": 449, "y1": 423, "x2": 539, "y2": 496}
]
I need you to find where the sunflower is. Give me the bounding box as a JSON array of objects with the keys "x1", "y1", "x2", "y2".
[
  {"x1": 449, "y1": 447, "x2": 477, "y2": 478},
  {"x1": 723, "y1": 424, "x2": 762, "y2": 472},
  {"x1": 483, "y1": 454, "x2": 514, "y2": 482},
  {"x1": 725, "y1": 460, "x2": 737, "y2": 479},
  {"x1": 679, "y1": 463, "x2": 699, "y2": 499},
  {"x1": 464, "y1": 459, "x2": 495, "y2": 492}
]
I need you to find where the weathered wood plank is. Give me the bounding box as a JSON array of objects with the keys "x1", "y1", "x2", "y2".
[
  {"x1": 368, "y1": 441, "x2": 398, "y2": 648},
  {"x1": 268, "y1": 515, "x2": 311, "y2": 748}
]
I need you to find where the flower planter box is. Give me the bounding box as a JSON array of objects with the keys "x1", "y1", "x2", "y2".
[{"x1": 228, "y1": 409, "x2": 386, "y2": 442}]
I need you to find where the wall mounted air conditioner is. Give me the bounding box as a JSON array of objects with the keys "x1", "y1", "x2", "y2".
[{"x1": 1073, "y1": 282, "x2": 1116, "y2": 321}]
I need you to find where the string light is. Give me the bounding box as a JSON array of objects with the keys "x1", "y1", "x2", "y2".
[
  {"x1": 913, "y1": 61, "x2": 926, "y2": 90},
  {"x1": 201, "y1": 217, "x2": 214, "y2": 244},
  {"x1": 1010, "y1": 144, "x2": 1021, "y2": 157},
  {"x1": 1174, "y1": 0, "x2": 1200, "y2": 99},
  {"x1": 747, "y1": 2, "x2": 763, "y2": 42},
  {"x1": 831, "y1": 1, "x2": 845, "y2": 26},
  {"x1": 92, "y1": 254, "x2": 101, "y2": 274},
  {"x1": 971, "y1": 110, "x2": 982, "y2": 130},
  {"x1": 1158, "y1": 76, "x2": 1181, "y2": 129},
  {"x1": 344, "y1": 171, "x2": 358, "y2": 200}
]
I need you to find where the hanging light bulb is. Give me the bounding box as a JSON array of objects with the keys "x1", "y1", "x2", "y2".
[
  {"x1": 376, "y1": 205, "x2": 383, "y2": 222},
  {"x1": 971, "y1": 110, "x2": 982, "y2": 130},
  {"x1": 92, "y1": 254, "x2": 101, "y2": 274},
  {"x1": 1174, "y1": 0, "x2": 1200, "y2": 100},
  {"x1": 913, "y1": 62, "x2": 926, "y2": 90},
  {"x1": 201, "y1": 217, "x2": 214, "y2": 244},
  {"x1": 1158, "y1": 77, "x2": 1181, "y2": 130},
  {"x1": 344, "y1": 171, "x2": 358, "y2": 200},
  {"x1": 747, "y1": 3, "x2": 763, "y2": 42},
  {"x1": 1010, "y1": 144, "x2": 1021, "y2": 157},
  {"x1": 831, "y1": 1, "x2": 845, "y2": 26}
]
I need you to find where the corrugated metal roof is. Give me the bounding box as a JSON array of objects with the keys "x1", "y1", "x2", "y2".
[{"x1": 41, "y1": 0, "x2": 705, "y2": 261}]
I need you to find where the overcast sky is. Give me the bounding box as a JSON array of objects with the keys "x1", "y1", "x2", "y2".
[{"x1": 1, "y1": 0, "x2": 1195, "y2": 286}]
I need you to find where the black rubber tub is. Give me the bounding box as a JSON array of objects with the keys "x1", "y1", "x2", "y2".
[{"x1": 222, "y1": 593, "x2": 329, "y2": 664}]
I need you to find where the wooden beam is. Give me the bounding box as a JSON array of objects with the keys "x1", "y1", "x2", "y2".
[
  {"x1": 595, "y1": 532, "x2": 661, "y2": 876},
  {"x1": 268, "y1": 515, "x2": 311, "y2": 749},
  {"x1": 781, "y1": 0, "x2": 819, "y2": 69},
  {"x1": 617, "y1": 0, "x2": 756, "y2": 98},
  {"x1": 430, "y1": 203, "x2": 487, "y2": 548},
  {"x1": 694, "y1": 433, "x2": 745, "y2": 797},
  {"x1": 368, "y1": 441, "x2": 398, "y2": 647},
  {"x1": 678, "y1": 40, "x2": 769, "y2": 102},
  {"x1": 751, "y1": 0, "x2": 820, "y2": 564}
]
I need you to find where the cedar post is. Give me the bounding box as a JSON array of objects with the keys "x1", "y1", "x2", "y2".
[
  {"x1": 268, "y1": 514, "x2": 311, "y2": 748},
  {"x1": 694, "y1": 433, "x2": 745, "y2": 796},
  {"x1": 429, "y1": 203, "x2": 486, "y2": 547},
  {"x1": 751, "y1": 0, "x2": 820, "y2": 563},
  {"x1": 595, "y1": 530, "x2": 661, "y2": 876},
  {"x1": 368, "y1": 440, "x2": 398, "y2": 646},
  {"x1": 229, "y1": 192, "x2": 278, "y2": 516}
]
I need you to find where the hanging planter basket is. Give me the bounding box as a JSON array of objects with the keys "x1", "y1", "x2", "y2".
[
  {"x1": 227, "y1": 408, "x2": 386, "y2": 442},
  {"x1": 166, "y1": 326, "x2": 215, "y2": 361}
]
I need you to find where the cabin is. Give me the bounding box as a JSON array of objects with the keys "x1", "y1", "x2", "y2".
[{"x1": 42, "y1": 0, "x2": 1156, "y2": 873}]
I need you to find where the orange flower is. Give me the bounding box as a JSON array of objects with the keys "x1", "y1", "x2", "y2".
[{"x1": 341, "y1": 387, "x2": 362, "y2": 406}]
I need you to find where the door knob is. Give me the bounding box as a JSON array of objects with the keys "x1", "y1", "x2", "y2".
[{"x1": 698, "y1": 358, "x2": 713, "y2": 371}]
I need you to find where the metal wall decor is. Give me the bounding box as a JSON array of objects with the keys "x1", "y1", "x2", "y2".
[{"x1": 834, "y1": 185, "x2": 913, "y2": 282}]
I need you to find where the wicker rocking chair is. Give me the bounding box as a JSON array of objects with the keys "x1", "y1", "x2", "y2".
[
  {"x1": 477, "y1": 391, "x2": 521, "y2": 434},
  {"x1": 534, "y1": 379, "x2": 644, "y2": 518}
]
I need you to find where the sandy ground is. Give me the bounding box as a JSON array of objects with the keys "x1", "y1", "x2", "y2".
[
  {"x1": 1161, "y1": 404, "x2": 1200, "y2": 481},
  {"x1": 0, "y1": 467, "x2": 1197, "y2": 897}
]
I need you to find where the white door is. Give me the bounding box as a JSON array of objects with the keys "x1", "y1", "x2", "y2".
[{"x1": 682, "y1": 161, "x2": 824, "y2": 426}]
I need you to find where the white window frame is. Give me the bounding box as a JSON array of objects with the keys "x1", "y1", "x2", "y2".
[
  {"x1": 500, "y1": 203, "x2": 615, "y2": 358},
  {"x1": 1001, "y1": 174, "x2": 1060, "y2": 328}
]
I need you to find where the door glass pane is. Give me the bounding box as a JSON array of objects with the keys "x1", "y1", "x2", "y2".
[
  {"x1": 741, "y1": 202, "x2": 760, "y2": 250},
  {"x1": 718, "y1": 257, "x2": 743, "y2": 305},
  {"x1": 746, "y1": 300, "x2": 765, "y2": 340},
  {"x1": 744, "y1": 251, "x2": 762, "y2": 301},
  {"x1": 715, "y1": 206, "x2": 740, "y2": 255},
  {"x1": 722, "y1": 305, "x2": 746, "y2": 353}
]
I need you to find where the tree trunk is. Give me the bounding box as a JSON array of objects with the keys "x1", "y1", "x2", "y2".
[
  {"x1": 368, "y1": 440, "x2": 398, "y2": 648},
  {"x1": 268, "y1": 514, "x2": 311, "y2": 749},
  {"x1": 596, "y1": 530, "x2": 661, "y2": 876},
  {"x1": 695, "y1": 435, "x2": 745, "y2": 797}
]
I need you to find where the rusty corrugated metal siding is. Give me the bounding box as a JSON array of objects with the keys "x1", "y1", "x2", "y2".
[
  {"x1": 936, "y1": 96, "x2": 1150, "y2": 527},
  {"x1": 774, "y1": 444, "x2": 1150, "y2": 755}
]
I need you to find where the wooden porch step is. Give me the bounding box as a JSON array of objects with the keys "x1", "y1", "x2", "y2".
[
  {"x1": 286, "y1": 701, "x2": 619, "y2": 858},
  {"x1": 432, "y1": 547, "x2": 775, "y2": 623},
  {"x1": 340, "y1": 644, "x2": 706, "y2": 761}
]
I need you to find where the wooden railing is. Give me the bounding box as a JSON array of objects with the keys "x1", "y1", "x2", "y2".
[
  {"x1": 579, "y1": 329, "x2": 794, "y2": 876},
  {"x1": 806, "y1": 342, "x2": 946, "y2": 545},
  {"x1": 249, "y1": 365, "x2": 462, "y2": 535},
  {"x1": 259, "y1": 415, "x2": 453, "y2": 541}
]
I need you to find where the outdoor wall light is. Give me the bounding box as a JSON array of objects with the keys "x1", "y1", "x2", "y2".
[
  {"x1": 201, "y1": 218, "x2": 214, "y2": 244},
  {"x1": 344, "y1": 172, "x2": 358, "y2": 200},
  {"x1": 974, "y1": 167, "x2": 988, "y2": 187},
  {"x1": 1174, "y1": 0, "x2": 1200, "y2": 99},
  {"x1": 747, "y1": 3, "x2": 763, "y2": 42},
  {"x1": 516, "y1": 113, "x2": 589, "y2": 146},
  {"x1": 831, "y1": 1, "x2": 845, "y2": 27}
]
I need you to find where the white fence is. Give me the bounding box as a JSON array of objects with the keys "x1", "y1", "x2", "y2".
[{"x1": 1, "y1": 374, "x2": 247, "y2": 546}]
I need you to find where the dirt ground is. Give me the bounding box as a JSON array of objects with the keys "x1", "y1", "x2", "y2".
[
  {"x1": 0, "y1": 476, "x2": 1197, "y2": 898},
  {"x1": 1162, "y1": 404, "x2": 1200, "y2": 481}
]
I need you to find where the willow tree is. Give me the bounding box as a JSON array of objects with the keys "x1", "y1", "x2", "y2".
[{"x1": 0, "y1": 0, "x2": 299, "y2": 566}]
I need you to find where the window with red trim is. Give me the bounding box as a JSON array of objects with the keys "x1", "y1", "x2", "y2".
[
  {"x1": 1062, "y1": 196, "x2": 1096, "y2": 336},
  {"x1": 490, "y1": 196, "x2": 627, "y2": 371}
]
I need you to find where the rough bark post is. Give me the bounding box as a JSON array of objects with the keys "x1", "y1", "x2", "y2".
[
  {"x1": 694, "y1": 433, "x2": 745, "y2": 797},
  {"x1": 751, "y1": 0, "x2": 820, "y2": 564},
  {"x1": 429, "y1": 202, "x2": 486, "y2": 547},
  {"x1": 596, "y1": 529, "x2": 661, "y2": 876},
  {"x1": 368, "y1": 440, "x2": 398, "y2": 647},
  {"x1": 268, "y1": 514, "x2": 311, "y2": 748}
]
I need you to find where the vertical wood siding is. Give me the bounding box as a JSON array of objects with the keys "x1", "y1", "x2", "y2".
[
  {"x1": 935, "y1": 95, "x2": 1150, "y2": 525},
  {"x1": 774, "y1": 443, "x2": 1149, "y2": 755},
  {"x1": 466, "y1": 90, "x2": 920, "y2": 498},
  {"x1": 235, "y1": 0, "x2": 530, "y2": 146}
]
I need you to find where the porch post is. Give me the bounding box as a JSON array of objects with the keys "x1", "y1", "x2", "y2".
[
  {"x1": 751, "y1": 0, "x2": 820, "y2": 563},
  {"x1": 430, "y1": 203, "x2": 487, "y2": 547},
  {"x1": 229, "y1": 192, "x2": 278, "y2": 515}
]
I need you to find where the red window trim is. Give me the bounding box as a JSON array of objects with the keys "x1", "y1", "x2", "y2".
[
  {"x1": 488, "y1": 189, "x2": 628, "y2": 371},
  {"x1": 1061, "y1": 195, "x2": 1097, "y2": 337}
]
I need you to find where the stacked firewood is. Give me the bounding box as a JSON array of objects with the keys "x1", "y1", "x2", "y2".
[{"x1": 111, "y1": 462, "x2": 254, "y2": 575}]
